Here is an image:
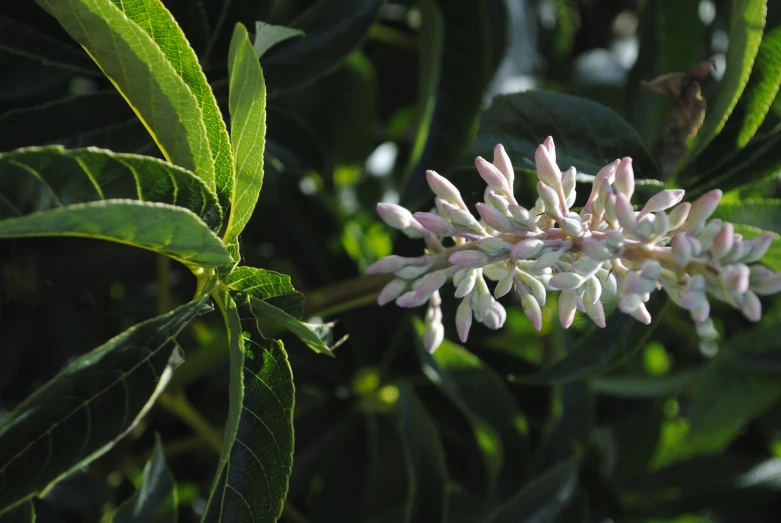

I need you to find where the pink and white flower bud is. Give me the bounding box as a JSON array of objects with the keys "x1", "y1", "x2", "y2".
[
  {"x1": 614, "y1": 193, "x2": 637, "y2": 234},
  {"x1": 512, "y1": 238, "x2": 545, "y2": 260},
  {"x1": 558, "y1": 290, "x2": 578, "y2": 328},
  {"x1": 560, "y1": 216, "x2": 585, "y2": 237},
  {"x1": 562, "y1": 167, "x2": 576, "y2": 200},
  {"x1": 550, "y1": 272, "x2": 585, "y2": 290},
  {"x1": 753, "y1": 272, "x2": 781, "y2": 295},
  {"x1": 414, "y1": 211, "x2": 453, "y2": 235},
  {"x1": 744, "y1": 232, "x2": 775, "y2": 263},
  {"x1": 619, "y1": 292, "x2": 643, "y2": 313},
  {"x1": 537, "y1": 181, "x2": 562, "y2": 217},
  {"x1": 476, "y1": 156, "x2": 512, "y2": 195},
  {"x1": 641, "y1": 189, "x2": 685, "y2": 215},
  {"x1": 710, "y1": 223, "x2": 734, "y2": 260},
  {"x1": 516, "y1": 269, "x2": 548, "y2": 305},
  {"x1": 667, "y1": 202, "x2": 691, "y2": 231},
  {"x1": 378, "y1": 278, "x2": 408, "y2": 305},
  {"x1": 723, "y1": 234, "x2": 744, "y2": 263},
  {"x1": 687, "y1": 189, "x2": 723, "y2": 234},
  {"x1": 585, "y1": 276, "x2": 602, "y2": 304},
  {"x1": 494, "y1": 270, "x2": 515, "y2": 298},
  {"x1": 722, "y1": 264, "x2": 750, "y2": 295},
  {"x1": 396, "y1": 264, "x2": 432, "y2": 280},
  {"x1": 395, "y1": 290, "x2": 429, "y2": 308},
  {"x1": 572, "y1": 256, "x2": 602, "y2": 275},
  {"x1": 688, "y1": 236, "x2": 703, "y2": 256},
  {"x1": 741, "y1": 290, "x2": 762, "y2": 322},
  {"x1": 599, "y1": 270, "x2": 618, "y2": 295},
  {"x1": 492, "y1": 144, "x2": 515, "y2": 188},
  {"x1": 377, "y1": 203, "x2": 414, "y2": 231},
  {"x1": 487, "y1": 191, "x2": 510, "y2": 214},
  {"x1": 367, "y1": 255, "x2": 415, "y2": 274},
  {"x1": 426, "y1": 170, "x2": 467, "y2": 210},
  {"x1": 445, "y1": 207, "x2": 483, "y2": 233},
  {"x1": 477, "y1": 236, "x2": 512, "y2": 255},
  {"x1": 521, "y1": 291, "x2": 543, "y2": 331},
  {"x1": 584, "y1": 298, "x2": 606, "y2": 328},
  {"x1": 454, "y1": 268, "x2": 477, "y2": 298},
  {"x1": 582, "y1": 237, "x2": 612, "y2": 261},
  {"x1": 630, "y1": 303, "x2": 653, "y2": 325},
  {"x1": 653, "y1": 211, "x2": 670, "y2": 237},
  {"x1": 449, "y1": 250, "x2": 490, "y2": 268},
  {"x1": 535, "y1": 143, "x2": 562, "y2": 189},
  {"x1": 476, "y1": 202, "x2": 511, "y2": 231},
  {"x1": 423, "y1": 321, "x2": 444, "y2": 353},
  {"x1": 614, "y1": 157, "x2": 635, "y2": 198},
  {"x1": 456, "y1": 297, "x2": 473, "y2": 342},
  {"x1": 533, "y1": 248, "x2": 566, "y2": 269},
  {"x1": 483, "y1": 301, "x2": 507, "y2": 330},
  {"x1": 415, "y1": 270, "x2": 449, "y2": 301},
  {"x1": 640, "y1": 260, "x2": 661, "y2": 280},
  {"x1": 671, "y1": 234, "x2": 692, "y2": 266},
  {"x1": 690, "y1": 300, "x2": 711, "y2": 323}
]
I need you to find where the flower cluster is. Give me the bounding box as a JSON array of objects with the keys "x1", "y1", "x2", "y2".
[{"x1": 367, "y1": 137, "x2": 781, "y2": 353}]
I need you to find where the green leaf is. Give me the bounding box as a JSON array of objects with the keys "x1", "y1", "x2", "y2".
[
  {"x1": 251, "y1": 297, "x2": 334, "y2": 357},
  {"x1": 416, "y1": 333, "x2": 528, "y2": 498},
  {"x1": 36, "y1": 0, "x2": 234, "y2": 205},
  {"x1": 518, "y1": 296, "x2": 669, "y2": 384},
  {"x1": 481, "y1": 455, "x2": 581, "y2": 523},
  {"x1": 682, "y1": 23, "x2": 781, "y2": 188},
  {"x1": 0, "y1": 146, "x2": 222, "y2": 229},
  {"x1": 223, "y1": 266, "x2": 304, "y2": 318},
  {"x1": 590, "y1": 372, "x2": 697, "y2": 398},
  {"x1": 114, "y1": 436, "x2": 177, "y2": 523},
  {"x1": 262, "y1": 0, "x2": 382, "y2": 92},
  {"x1": 253, "y1": 21, "x2": 304, "y2": 59},
  {"x1": 202, "y1": 292, "x2": 294, "y2": 523},
  {"x1": 398, "y1": 383, "x2": 448, "y2": 523},
  {"x1": 401, "y1": 0, "x2": 494, "y2": 209},
  {"x1": 467, "y1": 90, "x2": 659, "y2": 179},
  {"x1": 224, "y1": 23, "x2": 266, "y2": 245},
  {"x1": 710, "y1": 200, "x2": 781, "y2": 270},
  {"x1": 0, "y1": 297, "x2": 207, "y2": 515},
  {"x1": 0, "y1": 14, "x2": 99, "y2": 76},
  {"x1": 689, "y1": 0, "x2": 767, "y2": 156}
]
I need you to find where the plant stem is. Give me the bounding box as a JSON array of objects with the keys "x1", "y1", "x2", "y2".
[{"x1": 303, "y1": 273, "x2": 393, "y2": 318}]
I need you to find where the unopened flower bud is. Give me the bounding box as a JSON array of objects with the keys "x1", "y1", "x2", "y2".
[
  {"x1": 560, "y1": 216, "x2": 585, "y2": 237},
  {"x1": 477, "y1": 236, "x2": 512, "y2": 255},
  {"x1": 691, "y1": 300, "x2": 711, "y2": 323},
  {"x1": 550, "y1": 272, "x2": 585, "y2": 290},
  {"x1": 414, "y1": 211, "x2": 453, "y2": 235},
  {"x1": 653, "y1": 211, "x2": 670, "y2": 237},
  {"x1": 641, "y1": 189, "x2": 685, "y2": 215},
  {"x1": 487, "y1": 191, "x2": 510, "y2": 214},
  {"x1": 668, "y1": 202, "x2": 691, "y2": 231},
  {"x1": 450, "y1": 250, "x2": 489, "y2": 268},
  {"x1": 483, "y1": 301, "x2": 507, "y2": 330},
  {"x1": 476, "y1": 202, "x2": 511, "y2": 231},
  {"x1": 415, "y1": 270, "x2": 449, "y2": 301},
  {"x1": 367, "y1": 255, "x2": 417, "y2": 274},
  {"x1": 456, "y1": 297, "x2": 473, "y2": 342},
  {"x1": 558, "y1": 290, "x2": 578, "y2": 328},
  {"x1": 378, "y1": 278, "x2": 408, "y2": 305},
  {"x1": 520, "y1": 291, "x2": 542, "y2": 331},
  {"x1": 741, "y1": 290, "x2": 762, "y2": 322},
  {"x1": 697, "y1": 219, "x2": 722, "y2": 250},
  {"x1": 710, "y1": 223, "x2": 734, "y2": 260},
  {"x1": 396, "y1": 290, "x2": 429, "y2": 308},
  {"x1": 512, "y1": 238, "x2": 545, "y2": 260},
  {"x1": 494, "y1": 270, "x2": 515, "y2": 298},
  {"x1": 427, "y1": 170, "x2": 467, "y2": 210},
  {"x1": 671, "y1": 234, "x2": 692, "y2": 266},
  {"x1": 454, "y1": 268, "x2": 477, "y2": 298},
  {"x1": 614, "y1": 157, "x2": 635, "y2": 198},
  {"x1": 630, "y1": 303, "x2": 653, "y2": 325},
  {"x1": 537, "y1": 181, "x2": 562, "y2": 218},
  {"x1": 533, "y1": 248, "x2": 566, "y2": 269},
  {"x1": 571, "y1": 255, "x2": 602, "y2": 275},
  {"x1": 598, "y1": 270, "x2": 618, "y2": 295},
  {"x1": 744, "y1": 232, "x2": 774, "y2": 263},
  {"x1": 562, "y1": 167, "x2": 576, "y2": 201},
  {"x1": 614, "y1": 193, "x2": 637, "y2": 234},
  {"x1": 640, "y1": 260, "x2": 661, "y2": 280},
  {"x1": 476, "y1": 156, "x2": 512, "y2": 195},
  {"x1": 722, "y1": 264, "x2": 750, "y2": 295},
  {"x1": 444, "y1": 207, "x2": 483, "y2": 233},
  {"x1": 753, "y1": 271, "x2": 781, "y2": 295},
  {"x1": 535, "y1": 142, "x2": 562, "y2": 189},
  {"x1": 584, "y1": 298, "x2": 606, "y2": 328},
  {"x1": 584, "y1": 276, "x2": 602, "y2": 304},
  {"x1": 687, "y1": 189, "x2": 723, "y2": 234},
  {"x1": 377, "y1": 203, "x2": 414, "y2": 230},
  {"x1": 492, "y1": 144, "x2": 514, "y2": 188},
  {"x1": 516, "y1": 269, "x2": 547, "y2": 305}
]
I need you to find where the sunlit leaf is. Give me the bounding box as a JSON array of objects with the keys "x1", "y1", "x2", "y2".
[
  {"x1": 251, "y1": 297, "x2": 334, "y2": 357},
  {"x1": 223, "y1": 266, "x2": 304, "y2": 318},
  {"x1": 253, "y1": 21, "x2": 304, "y2": 59}
]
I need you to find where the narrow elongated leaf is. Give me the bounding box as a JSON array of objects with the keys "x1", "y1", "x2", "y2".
[
  {"x1": 0, "y1": 14, "x2": 98, "y2": 76},
  {"x1": 114, "y1": 436, "x2": 177, "y2": 523},
  {"x1": 35, "y1": 0, "x2": 228, "y2": 200},
  {"x1": 262, "y1": 0, "x2": 382, "y2": 92},
  {"x1": 399, "y1": 383, "x2": 448, "y2": 523},
  {"x1": 225, "y1": 23, "x2": 266, "y2": 245},
  {"x1": 253, "y1": 22, "x2": 304, "y2": 59},
  {"x1": 223, "y1": 266, "x2": 304, "y2": 317},
  {"x1": 251, "y1": 298, "x2": 334, "y2": 357},
  {"x1": 202, "y1": 292, "x2": 294, "y2": 523},
  {"x1": 401, "y1": 0, "x2": 494, "y2": 209},
  {"x1": 0, "y1": 146, "x2": 222, "y2": 229},
  {"x1": 690, "y1": 0, "x2": 767, "y2": 156},
  {"x1": 467, "y1": 90, "x2": 659, "y2": 179},
  {"x1": 0, "y1": 297, "x2": 208, "y2": 515},
  {"x1": 519, "y1": 296, "x2": 668, "y2": 383}
]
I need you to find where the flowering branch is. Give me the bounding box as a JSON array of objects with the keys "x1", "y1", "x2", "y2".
[{"x1": 367, "y1": 137, "x2": 781, "y2": 353}]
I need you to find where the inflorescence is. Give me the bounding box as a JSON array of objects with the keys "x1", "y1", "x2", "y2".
[{"x1": 367, "y1": 137, "x2": 781, "y2": 353}]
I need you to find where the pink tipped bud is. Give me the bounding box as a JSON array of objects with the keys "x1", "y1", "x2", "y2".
[
  {"x1": 377, "y1": 203, "x2": 414, "y2": 230},
  {"x1": 367, "y1": 255, "x2": 412, "y2": 274},
  {"x1": 572, "y1": 255, "x2": 602, "y2": 275},
  {"x1": 584, "y1": 298, "x2": 606, "y2": 328},
  {"x1": 512, "y1": 238, "x2": 545, "y2": 260},
  {"x1": 690, "y1": 300, "x2": 711, "y2": 323},
  {"x1": 537, "y1": 181, "x2": 562, "y2": 217},
  {"x1": 558, "y1": 290, "x2": 578, "y2": 328},
  {"x1": 535, "y1": 143, "x2": 562, "y2": 189},
  {"x1": 585, "y1": 276, "x2": 602, "y2": 304},
  {"x1": 477, "y1": 237, "x2": 512, "y2": 255},
  {"x1": 520, "y1": 292, "x2": 542, "y2": 331},
  {"x1": 614, "y1": 157, "x2": 635, "y2": 198},
  {"x1": 476, "y1": 202, "x2": 511, "y2": 231},
  {"x1": 414, "y1": 211, "x2": 453, "y2": 235},
  {"x1": 560, "y1": 216, "x2": 585, "y2": 237},
  {"x1": 642, "y1": 189, "x2": 685, "y2": 215},
  {"x1": 395, "y1": 290, "x2": 429, "y2": 308},
  {"x1": 454, "y1": 269, "x2": 477, "y2": 298},
  {"x1": 414, "y1": 270, "x2": 448, "y2": 301},
  {"x1": 476, "y1": 156, "x2": 512, "y2": 195},
  {"x1": 668, "y1": 202, "x2": 691, "y2": 231},
  {"x1": 550, "y1": 272, "x2": 585, "y2": 291},
  {"x1": 456, "y1": 297, "x2": 473, "y2": 342},
  {"x1": 378, "y1": 278, "x2": 408, "y2": 305},
  {"x1": 533, "y1": 248, "x2": 567, "y2": 269},
  {"x1": 614, "y1": 193, "x2": 637, "y2": 234},
  {"x1": 492, "y1": 144, "x2": 514, "y2": 188},
  {"x1": 630, "y1": 303, "x2": 653, "y2": 324},
  {"x1": 494, "y1": 270, "x2": 515, "y2": 298},
  {"x1": 483, "y1": 301, "x2": 507, "y2": 330},
  {"x1": 723, "y1": 264, "x2": 750, "y2": 295},
  {"x1": 710, "y1": 223, "x2": 734, "y2": 260},
  {"x1": 671, "y1": 234, "x2": 692, "y2": 266},
  {"x1": 582, "y1": 237, "x2": 612, "y2": 261},
  {"x1": 562, "y1": 166, "x2": 576, "y2": 199},
  {"x1": 543, "y1": 136, "x2": 556, "y2": 160},
  {"x1": 741, "y1": 290, "x2": 762, "y2": 322},
  {"x1": 449, "y1": 250, "x2": 490, "y2": 268},
  {"x1": 619, "y1": 293, "x2": 643, "y2": 313},
  {"x1": 753, "y1": 272, "x2": 781, "y2": 295},
  {"x1": 487, "y1": 191, "x2": 510, "y2": 214},
  {"x1": 426, "y1": 170, "x2": 467, "y2": 210},
  {"x1": 687, "y1": 189, "x2": 723, "y2": 233},
  {"x1": 640, "y1": 260, "x2": 661, "y2": 280},
  {"x1": 744, "y1": 232, "x2": 775, "y2": 263},
  {"x1": 422, "y1": 321, "x2": 444, "y2": 353}
]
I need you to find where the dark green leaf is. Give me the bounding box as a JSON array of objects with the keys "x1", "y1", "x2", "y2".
[
  {"x1": 262, "y1": 0, "x2": 382, "y2": 92},
  {"x1": 363, "y1": 414, "x2": 411, "y2": 521},
  {"x1": 225, "y1": 23, "x2": 267, "y2": 245},
  {"x1": 401, "y1": 0, "x2": 494, "y2": 209},
  {"x1": 467, "y1": 90, "x2": 659, "y2": 180},
  {"x1": 114, "y1": 436, "x2": 177, "y2": 523},
  {"x1": 399, "y1": 383, "x2": 448, "y2": 523},
  {"x1": 253, "y1": 21, "x2": 304, "y2": 59},
  {"x1": 0, "y1": 15, "x2": 98, "y2": 76},
  {"x1": 0, "y1": 146, "x2": 221, "y2": 229},
  {"x1": 251, "y1": 297, "x2": 334, "y2": 357},
  {"x1": 223, "y1": 266, "x2": 304, "y2": 318},
  {"x1": 202, "y1": 292, "x2": 294, "y2": 523},
  {"x1": 689, "y1": 0, "x2": 767, "y2": 156},
  {"x1": 481, "y1": 455, "x2": 581, "y2": 523},
  {"x1": 36, "y1": 0, "x2": 233, "y2": 204},
  {"x1": 0, "y1": 298, "x2": 207, "y2": 515},
  {"x1": 590, "y1": 372, "x2": 697, "y2": 398},
  {"x1": 517, "y1": 296, "x2": 668, "y2": 384}
]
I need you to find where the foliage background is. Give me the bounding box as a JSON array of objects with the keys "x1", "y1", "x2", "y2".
[{"x1": 2, "y1": 0, "x2": 781, "y2": 522}]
